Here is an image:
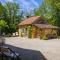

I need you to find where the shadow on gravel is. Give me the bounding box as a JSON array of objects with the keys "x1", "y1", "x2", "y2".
[{"x1": 4, "y1": 44, "x2": 47, "y2": 60}]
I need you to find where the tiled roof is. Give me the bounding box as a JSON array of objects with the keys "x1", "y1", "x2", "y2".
[
  {"x1": 19, "y1": 16, "x2": 58, "y2": 29},
  {"x1": 34, "y1": 24, "x2": 58, "y2": 29},
  {"x1": 19, "y1": 16, "x2": 43, "y2": 25}
]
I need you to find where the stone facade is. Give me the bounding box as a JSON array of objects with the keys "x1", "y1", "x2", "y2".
[{"x1": 18, "y1": 16, "x2": 58, "y2": 39}]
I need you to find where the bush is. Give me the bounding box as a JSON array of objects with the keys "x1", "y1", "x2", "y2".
[
  {"x1": 5, "y1": 33, "x2": 12, "y2": 37},
  {"x1": 42, "y1": 35, "x2": 48, "y2": 40},
  {"x1": 27, "y1": 26, "x2": 32, "y2": 38},
  {"x1": 40, "y1": 35, "x2": 48, "y2": 40},
  {"x1": 28, "y1": 30, "x2": 32, "y2": 38},
  {"x1": 21, "y1": 32, "x2": 24, "y2": 37}
]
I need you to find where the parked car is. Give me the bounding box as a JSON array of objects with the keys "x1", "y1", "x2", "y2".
[{"x1": 0, "y1": 46, "x2": 21, "y2": 60}]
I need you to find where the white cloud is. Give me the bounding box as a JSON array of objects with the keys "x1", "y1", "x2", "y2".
[
  {"x1": 19, "y1": 0, "x2": 31, "y2": 11},
  {"x1": 19, "y1": 0, "x2": 39, "y2": 12},
  {"x1": 7, "y1": 0, "x2": 13, "y2": 2},
  {"x1": 30, "y1": 0, "x2": 39, "y2": 7},
  {"x1": 0, "y1": 0, "x2": 39, "y2": 12}
]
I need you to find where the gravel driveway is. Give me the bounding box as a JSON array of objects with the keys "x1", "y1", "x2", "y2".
[{"x1": 4, "y1": 37, "x2": 60, "y2": 60}]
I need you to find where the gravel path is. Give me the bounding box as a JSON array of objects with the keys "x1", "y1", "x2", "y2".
[{"x1": 5, "y1": 37, "x2": 60, "y2": 60}]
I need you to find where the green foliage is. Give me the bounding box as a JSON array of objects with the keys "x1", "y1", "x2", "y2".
[
  {"x1": 40, "y1": 33, "x2": 48, "y2": 40},
  {"x1": 9, "y1": 24, "x2": 17, "y2": 33},
  {"x1": 4, "y1": 2, "x2": 20, "y2": 24},
  {"x1": 0, "y1": 20, "x2": 8, "y2": 34},
  {"x1": 35, "y1": 0, "x2": 60, "y2": 24},
  {"x1": 27, "y1": 26, "x2": 32, "y2": 38},
  {"x1": 0, "y1": 2, "x2": 4, "y2": 16},
  {"x1": 5, "y1": 33, "x2": 12, "y2": 37},
  {"x1": 21, "y1": 32, "x2": 24, "y2": 37},
  {"x1": 41, "y1": 35, "x2": 48, "y2": 40},
  {"x1": 0, "y1": 2, "x2": 24, "y2": 35},
  {"x1": 0, "y1": 20, "x2": 7, "y2": 29},
  {"x1": 34, "y1": 0, "x2": 60, "y2": 35}
]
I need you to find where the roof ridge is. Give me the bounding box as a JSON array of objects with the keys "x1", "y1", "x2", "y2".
[{"x1": 19, "y1": 16, "x2": 43, "y2": 25}]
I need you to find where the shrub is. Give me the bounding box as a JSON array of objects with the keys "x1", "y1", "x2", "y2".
[
  {"x1": 5, "y1": 33, "x2": 12, "y2": 37},
  {"x1": 42, "y1": 35, "x2": 48, "y2": 40},
  {"x1": 27, "y1": 26, "x2": 32, "y2": 38},
  {"x1": 28, "y1": 30, "x2": 32, "y2": 38},
  {"x1": 42, "y1": 36, "x2": 48, "y2": 40}
]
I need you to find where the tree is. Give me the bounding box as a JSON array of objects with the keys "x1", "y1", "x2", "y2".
[
  {"x1": 3, "y1": 2, "x2": 20, "y2": 24},
  {"x1": 2, "y1": 2, "x2": 23, "y2": 34},
  {"x1": 44, "y1": 0, "x2": 60, "y2": 26},
  {"x1": 0, "y1": 2, "x2": 4, "y2": 19},
  {"x1": 34, "y1": 0, "x2": 60, "y2": 35},
  {"x1": 34, "y1": 0, "x2": 47, "y2": 16},
  {"x1": 0, "y1": 20, "x2": 8, "y2": 35},
  {"x1": 34, "y1": 0, "x2": 60, "y2": 27}
]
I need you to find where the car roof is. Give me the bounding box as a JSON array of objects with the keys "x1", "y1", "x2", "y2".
[{"x1": 0, "y1": 46, "x2": 9, "y2": 49}]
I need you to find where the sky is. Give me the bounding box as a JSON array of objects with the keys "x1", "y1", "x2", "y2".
[{"x1": 0, "y1": 0, "x2": 43, "y2": 12}]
